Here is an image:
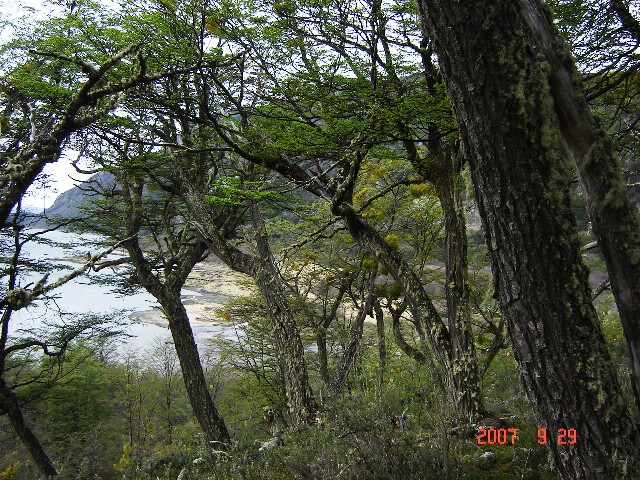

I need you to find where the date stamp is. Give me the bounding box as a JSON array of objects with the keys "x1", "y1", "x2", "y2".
[{"x1": 476, "y1": 427, "x2": 577, "y2": 445}]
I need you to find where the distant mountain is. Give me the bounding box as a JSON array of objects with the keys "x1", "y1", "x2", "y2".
[{"x1": 44, "y1": 171, "x2": 115, "y2": 220}]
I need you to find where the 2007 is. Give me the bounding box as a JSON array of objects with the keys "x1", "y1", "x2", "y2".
[{"x1": 477, "y1": 427, "x2": 518, "y2": 445}]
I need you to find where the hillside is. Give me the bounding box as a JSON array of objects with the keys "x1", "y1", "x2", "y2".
[{"x1": 43, "y1": 171, "x2": 115, "y2": 220}]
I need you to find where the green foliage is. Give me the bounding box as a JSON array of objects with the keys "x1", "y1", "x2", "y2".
[
  {"x1": 205, "y1": 177, "x2": 282, "y2": 207},
  {"x1": 0, "y1": 452, "x2": 21, "y2": 480},
  {"x1": 38, "y1": 344, "x2": 112, "y2": 442},
  {"x1": 4, "y1": 0, "x2": 637, "y2": 478}
]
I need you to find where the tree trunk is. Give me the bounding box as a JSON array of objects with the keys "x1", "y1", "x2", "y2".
[
  {"x1": 316, "y1": 329, "x2": 330, "y2": 385},
  {"x1": 429, "y1": 148, "x2": 485, "y2": 419},
  {"x1": 250, "y1": 206, "x2": 317, "y2": 425},
  {"x1": 418, "y1": 1, "x2": 640, "y2": 478},
  {"x1": 329, "y1": 271, "x2": 376, "y2": 394},
  {"x1": 120, "y1": 175, "x2": 231, "y2": 449},
  {"x1": 160, "y1": 290, "x2": 231, "y2": 447},
  {"x1": 182, "y1": 188, "x2": 317, "y2": 425},
  {"x1": 519, "y1": 0, "x2": 640, "y2": 412},
  {"x1": 0, "y1": 379, "x2": 57, "y2": 477},
  {"x1": 124, "y1": 243, "x2": 231, "y2": 449},
  {"x1": 373, "y1": 300, "x2": 387, "y2": 391},
  {"x1": 409, "y1": 29, "x2": 485, "y2": 419}
]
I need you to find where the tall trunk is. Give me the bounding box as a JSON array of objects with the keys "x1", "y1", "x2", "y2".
[
  {"x1": 0, "y1": 379, "x2": 57, "y2": 477},
  {"x1": 519, "y1": 0, "x2": 640, "y2": 412},
  {"x1": 418, "y1": 1, "x2": 640, "y2": 477},
  {"x1": 125, "y1": 243, "x2": 231, "y2": 448},
  {"x1": 329, "y1": 271, "x2": 376, "y2": 394},
  {"x1": 250, "y1": 206, "x2": 317, "y2": 425},
  {"x1": 121, "y1": 176, "x2": 230, "y2": 449},
  {"x1": 160, "y1": 290, "x2": 231, "y2": 447},
  {"x1": 428, "y1": 149, "x2": 485, "y2": 419},
  {"x1": 386, "y1": 24, "x2": 485, "y2": 417},
  {"x1": 183, "y1": 189, "x2": 317, "y2": 425},
  {"x1": 373, "y1": 300, "x2": 387, "y2": 391}
]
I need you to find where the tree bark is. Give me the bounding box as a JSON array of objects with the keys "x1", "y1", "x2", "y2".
[
  {"x1": 159, "y1": 289, "x2": 231, "y2": 447},
  {"x1": 0, "y1": 379, "x2": 57, "y2": 477},
  {"x1": 425, "y1": 148, "x2": 485, "y2": 419},
  {"x1": 250, "y1": 206, "x2": 317, "y2": 424},
  {"x1": 418, "y1": 1, "x2": 640, "y2": 478},
  {"x1": 183, "y1": 188, "x2": 317, "y2": 425},
  {"x1": 329, "y1": 271, "x2": 376, "y2": 394},
  {"x1": 519, "y1": 0, "x2": 640, "y2": 412}
]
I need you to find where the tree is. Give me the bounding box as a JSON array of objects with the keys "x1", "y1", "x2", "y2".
[
  {"x1": 0, "y1": 4, "x2": 239, "y2": 468},
  {"x1": 66, "y1": 0, "x2": 322, "y2": 427},
  {"x1": 0, "y1": 208, "x2": 130, "y2": 477},
  {"x1": 179, "y1": 162, "x2": 319, "y2": 425},
  {"x1": 417, "y1": 0, "x2": 640, "y2": 477},
  {"x1": 198, "y1": 0, "x2": 486, "y2": 418},
  {"x1": 0, "y1": 3, "x2": 147, "y2": 227},
  {"x1": 539, "y1": 0, "x2": 640, "y2": 409},
  {"x1": 77, "y1": 144, "x2": 232, "y2": 448}
]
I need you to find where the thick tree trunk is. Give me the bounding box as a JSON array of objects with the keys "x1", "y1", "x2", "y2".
[
  {"x1": 160, "y1": 290, "x2": 231, "y2": 447},
  {"x1": 418, "y1": 1, "x2": 640, "y2": 478},
  {"x1": 519, "y1": 0, "x2": 640, "y2": 412},
  {"x1": 250, "y1": 206, "x2": 317, "y2": 425},
  {"x1": 0, "y1": 379, "x2": 57, "y2": 477},
  {"x1": 126, "y1": 246, "x2": 231, "y2": 448}
]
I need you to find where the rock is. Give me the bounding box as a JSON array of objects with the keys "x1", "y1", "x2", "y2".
[
  {"x1": 258, "y1": 435, "x2": 284, "y2": 452},
  {"x1": 479, "y1": 452, "x2": 496, "y2": 463},
  {"x1": 45, "y1": 171, "x2": 115, "y2": 221}
]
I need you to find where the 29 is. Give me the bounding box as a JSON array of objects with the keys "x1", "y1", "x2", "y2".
[{"x1": 537, "y1": 428, "x2": 577, "y2": 445}]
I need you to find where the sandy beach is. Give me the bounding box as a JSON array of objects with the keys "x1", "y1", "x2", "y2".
[{"x1": 127, "y1": 259, "x2": 255, "y2": 350}]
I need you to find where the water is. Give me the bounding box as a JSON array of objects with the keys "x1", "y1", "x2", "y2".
[{"x1": 3, "y1": 229, "x2": 240, "y2": 356}]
